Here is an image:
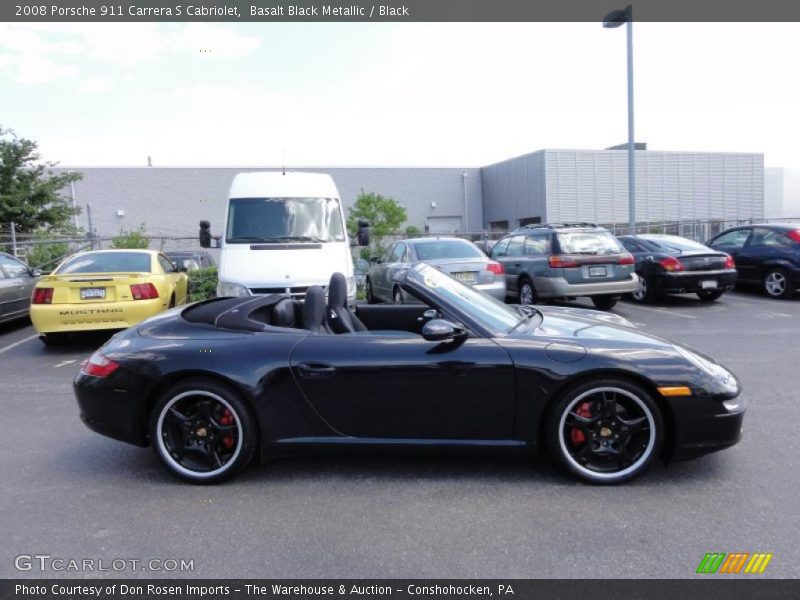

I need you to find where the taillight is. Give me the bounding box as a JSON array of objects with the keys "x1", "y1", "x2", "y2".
[
  {"x1": 659, "y1": 256, "x2": 685, "y2": 272},
  {"x1": 549, "y1": 255, "x2": 579, "y2": 268},
  {"x1": 787, "y1": 229, "x2": 800, "y2": 243},
  {"x1": 81, "y1": 351, "x2": 119, "y2": 377},
  {"x1": 618, "y1": 253, "x2": 635, "y2": 265},
  {"x1": 130, "y1": 283, "x2": 159, "y2": 300},
  {"x1": 486, "y1": 261, "x2": 505, "y2": 275},
  {"x1": 724, "y1": 255, "x2": 735, "y2": 269},
  {"x1": 32, "y1": 287, "x2": 54, "y2": 304}
]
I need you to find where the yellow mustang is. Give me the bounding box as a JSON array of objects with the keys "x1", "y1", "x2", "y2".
[{"x1": 30, "y1": 249, "x2": 189, "y2": 345}]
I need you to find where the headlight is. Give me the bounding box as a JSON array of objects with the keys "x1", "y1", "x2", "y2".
[
  {"x1": 217, "y1": 280, "x2": 250, "y2": 297},
  {"x1": 674, "y1": 345, "x2": 737, "y2": 390}
]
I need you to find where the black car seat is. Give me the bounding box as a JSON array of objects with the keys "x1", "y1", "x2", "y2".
[
  {"x1": 271, "y1": 298, "x2": 298, "y2": 328},
  {"x1": 302, "y1": 286, "x2": 329, "y2": 333},
  {"x1": 327, "y1": 272, "x2": 367, "y2": 334}
]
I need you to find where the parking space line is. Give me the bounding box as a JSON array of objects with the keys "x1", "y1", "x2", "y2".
[
  {"x1": 620, "y1": 305, "x2": 698, "y2": 319},
  {"x1": 0, "y1": 334, "x2": 39, "y2": 355}
]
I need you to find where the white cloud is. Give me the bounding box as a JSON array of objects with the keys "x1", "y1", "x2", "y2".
[
  {"x1": 170, "y1": 24, "x2": 262, "y2": 58},
  {"x1": 77, "y1": 75, "x2": 114, "y2": 95},
  {"x1": 11, "y1": 53, "x2": 79, "y2": 84}
]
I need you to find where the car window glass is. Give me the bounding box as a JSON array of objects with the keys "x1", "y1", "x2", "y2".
[
  {"x1": 712, "y1": 229, "x2": 750, "y2": 250},
  {"x1": 57, "y1": 252, "x2": 153, "y2": 274},
  {"x1": 749, "y1": 228, "x2": 794, "y2": 249},
  {"x1": 158, "y1": 255, "x2": 176, "y2": 272},
  {"x1": 523, "y1": 236, "x2": 550, "y2": 256},
  {"x1": 412, "y1": 240, "x2": 483, "y2": 261},
  {"x1": 381, "y1": 244, "x2": 395, "y2": 262},
  {"x1": 0, "y1": 255, "x2": 29, "y2": 278},
  {"x1": 557, "y1": 231, "x2": 623, "y2": 255},
  {"x1": 506, "y1": 235, "x2": 525, "y2": 257},
  {"x1": 490, "y1": 237, "x2": 510, "y2": 258},
  {"x1": 391, "y1": 243, "x2": 405, "y2": 263}
]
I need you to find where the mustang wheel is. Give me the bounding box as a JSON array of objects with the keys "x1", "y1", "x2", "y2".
[
  {"x1": 519, "y1": 277, "x2": 536, "y2": 305},
  {"x1": 150, "y1": 378, "x2": 257, "y2": 484},
  {"x1": 763, "y1": 268, "x2": 794, "y2": 299},
  {"x1": 546, "y1": 378, "x2": 663, "y2": 484}
]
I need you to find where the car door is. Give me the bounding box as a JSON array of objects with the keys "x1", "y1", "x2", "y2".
[
  {"x1": 708, "y1": 228, "x2": 753, "y2": 280},
  {"x1": 739, "y1": 228, "x2": 797, "y2": 283},
  {"x1": 0, "y1": 255, "x2": 36, "y2": 318},
  {"x1": 381, "y1": 243, "x2": 407, "y2": 300},
  {"x1": 289, "y1": 331, "x2": 516, "y2": 440},
  {"x1": 372, "y1": 244, "x2": 395, "y2": 300}
]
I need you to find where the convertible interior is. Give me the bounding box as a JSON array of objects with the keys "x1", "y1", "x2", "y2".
[{"x1": 182, "y1": 273, "x2": 434, "y2": 336}]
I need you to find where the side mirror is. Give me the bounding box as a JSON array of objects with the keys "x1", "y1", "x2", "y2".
[
  {"x1": 357, "y1": 218, "x2": 370, "y2": 247},
  {"x1": 422, "y1": 319, "x2": 467, "y2": 342},
  {"x1": 199, "y1": 220, "x2": 212, "y2": 248}
]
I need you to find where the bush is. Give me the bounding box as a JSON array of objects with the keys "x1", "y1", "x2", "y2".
[
  {"x1": 25, "y1": 229, "x2": 71, "y2": 272},
  {"x1": 188, "y1": 266, "x2": 218, "y2": 302},
  {"x1": 111, "y1": 223, "x2": 149, "y2": 249}
]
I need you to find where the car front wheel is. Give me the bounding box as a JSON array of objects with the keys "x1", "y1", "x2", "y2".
[
  {"x1": 763, "y1": 268, "x2": 795, "y2": 299},
  {"x1": 365, "y1": 278, "x2": 376, "y2": 304},
  {"x1": 150, "y1": 378, "x2": 257, "y2": 484},
  {"x1": 545, "y1": 378, "x2": 663, "y2": 484}
]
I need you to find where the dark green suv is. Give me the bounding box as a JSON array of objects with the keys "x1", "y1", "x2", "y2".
[{"x1": 489, "y1": 223, "x2": 639, "y2": 310}]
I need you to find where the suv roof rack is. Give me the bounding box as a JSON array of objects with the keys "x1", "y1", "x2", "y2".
[{"x1": 517, "y1": 222, "x2": 600, "y2": 231}]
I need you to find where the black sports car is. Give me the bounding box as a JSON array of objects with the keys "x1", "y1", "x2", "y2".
[
  {"x1": 617, "y1": 234, "x2": 737, "y2": 303},
  {"x1": 74, "y1": 264, "x2": 745, "y2": 485}
]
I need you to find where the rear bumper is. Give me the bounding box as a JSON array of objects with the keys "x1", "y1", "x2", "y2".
[
  {"x1": 651, "y1": 269, "x2": 737, "y2": 294},
  {"x1": 474, "y1": 280, "x2": 507, "y2": 300},
  {"x1": 30, "y1": 298, "x2": 166, "y2": 333},
  {"x1": 534, "y1": 274, "x2": 639, "y2": 298}
]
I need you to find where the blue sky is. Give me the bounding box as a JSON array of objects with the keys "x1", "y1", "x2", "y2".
[{"x1": 1, "y1": 22, "x2": 799, "y2": 169}]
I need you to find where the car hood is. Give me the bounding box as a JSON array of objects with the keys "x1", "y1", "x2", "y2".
[{"x1": 219, "y1": 242, "x2": 353, "y2": 288}]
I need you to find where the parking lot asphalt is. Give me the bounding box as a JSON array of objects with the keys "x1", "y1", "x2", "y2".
[{"x1": 1, "y1": 289, "x2": 798, "y2": 579}]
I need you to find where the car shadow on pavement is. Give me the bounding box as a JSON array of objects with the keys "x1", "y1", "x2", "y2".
[{"x1": 37, "y1": 331, "x2": 118, "y2": 354}]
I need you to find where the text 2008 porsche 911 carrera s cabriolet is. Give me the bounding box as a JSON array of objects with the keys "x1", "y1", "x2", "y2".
[{"x1": 73, "y1": 264, "x2": 745, "y2": 484}]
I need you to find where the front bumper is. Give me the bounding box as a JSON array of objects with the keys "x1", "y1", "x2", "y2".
[
  {"x1": 534, "y1": 274, "x2": 640, "y2": 298},
  {"x1": 651, "y1": 269, "x2": 737, "y2": 294},
  {"x1": 31, "y1": 298, "x2": 166, "y2": 334},
  {"x1": 671, "y1": 392, "x2": 747, "y2": 460}
]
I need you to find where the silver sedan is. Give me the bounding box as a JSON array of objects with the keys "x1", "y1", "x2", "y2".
[{"x1": 366, "y1": 237, "x2": 507, "y2": 303}]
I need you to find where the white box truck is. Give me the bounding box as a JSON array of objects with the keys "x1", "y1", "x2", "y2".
[{"x1": 200, "y1": 171, "x2": 368, "y2": 306}]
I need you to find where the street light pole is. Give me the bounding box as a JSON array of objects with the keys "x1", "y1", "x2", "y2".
[{"x1": 604, "y1": 5, "x2": 636, "y2": 234}]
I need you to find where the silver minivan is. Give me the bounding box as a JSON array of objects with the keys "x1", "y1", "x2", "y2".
[{"x1": 490, "y1": 223, "x2": 638, "y2": 309}]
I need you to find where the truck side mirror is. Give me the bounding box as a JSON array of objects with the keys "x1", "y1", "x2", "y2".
[
  {"x1": 357, "y1": 219, "x2": 370, "y2": 247},
  {"x1": 199, "y1": 220, "x2": 212, "y2": 248}
]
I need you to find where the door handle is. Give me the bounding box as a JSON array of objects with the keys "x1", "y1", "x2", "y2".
[{"x1": 297, "y1": 362, "x2": 337, "y2": 379}]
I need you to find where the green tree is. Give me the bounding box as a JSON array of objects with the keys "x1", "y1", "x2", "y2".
[
  {"x1": 346, "y1": 190, "x2": 407, "y2": 254},
  {"x1": 111, "y1": 223, "x2": 150, "y2": 249},
  {"x1": 25, "y1": 229, "x2": 71, "y2": 272},
  {"x1": 0, "y1": 127, "x2": 81, "y2": 233}
]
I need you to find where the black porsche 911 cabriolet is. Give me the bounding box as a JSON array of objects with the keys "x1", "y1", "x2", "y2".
[{"x1": 74, "y1": 263, "x2": 745, "y2": 484}]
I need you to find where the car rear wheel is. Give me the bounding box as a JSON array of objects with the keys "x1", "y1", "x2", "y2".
[
  {"x1": 763, "y1": 268, "x2": 795, "y2": 299},
  {"x1": 545, "y1": 378, "x2": 663, "y2": 484},
  {"x1": 519, "y1": 277, "x2": 537, "y2": 305},
  {"x1": 591, "y1": 295, "x2": 619, "y2": 310},
  {"x1": 697, "y1": 289, "x2": 724, "y2": 302},
  {"x1": 365, "y1": 278, "x2": 376, "y2": 304},
  {"x1": 630, "y1": 276, "x2": 655, "y2": 303},
  {"x1": 149, "y1": 378, "x2": 257, "y2": 484},
  {"x1": 39, "y1": 333, "x2": 68, "y2": 346}
]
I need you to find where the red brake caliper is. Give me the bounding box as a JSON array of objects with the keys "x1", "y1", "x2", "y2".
[
  {"x1": 570, "y1": 402, "x2": 593, "y2": 446},
  {"x1": 219, "y1": 409, "x2": 236, "y2": 449}
]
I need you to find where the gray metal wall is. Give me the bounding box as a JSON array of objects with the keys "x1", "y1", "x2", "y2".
[
  {"x1": 56, "y1": 166, "x2": 483, "y2": 237},
  {"x1": 481, "y1": 151, "x2": 547, "y2": 229}
]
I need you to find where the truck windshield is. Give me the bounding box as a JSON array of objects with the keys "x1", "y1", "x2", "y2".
[{"x1": 226, "y1": 197, "x2": 346, "y2": 243}]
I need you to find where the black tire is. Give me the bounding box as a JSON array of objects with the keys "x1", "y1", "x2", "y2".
[
  {"x1": 545, "y1": 377, "x2": 664, "y2": 484},
  {"x1": 169, "y1": 294, "x2": 176, "y2": 309},
  {"x1": 149, "y1": 378, "x2": 258, "y2": 484},
  {"x1": 393, "y1": 286, "x2": 404, "y2": 305},
  {"x1": 365, "y1": 278, "x2": 377, "y2": 304},
  {"x1": 696, "y1": 289, "x2": 724, "y2": 302},
  {"x1": 630, "y1": 276, "x2": 656, "y2": 303},
  {"x1": 763, "y1": 268, "x2": 795, "y2": 299},
  {"x1": 40, "y1": 333, "x2": 68, "y2": 346},
  {"x1": 591, "y1": 295, "x2": 619, "y2": 310},
  {"x1": 518, "y1": 277, "x2": 537, "y2": 305}
]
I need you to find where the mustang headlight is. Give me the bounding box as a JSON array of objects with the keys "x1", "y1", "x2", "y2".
[
  {"x1": 217, "y1": 280, "x2": 250, "y2": 298},
  {"x1": 674, "y1": 345, "x2": 738, "y2": 392}
]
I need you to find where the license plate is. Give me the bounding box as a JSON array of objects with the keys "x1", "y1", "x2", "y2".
[
  {"x1": 80, "y1": 287, "x2": 106, "y2": 300},
  {"x1": 588, "y1": 266, "x2": 608, "y2": 277},
  {"x1": 700, "y1": 280, "x2": 718, "y2": 289},
  {"x1": 452, "y1": 271, "x2": 477, "y2": 284}
]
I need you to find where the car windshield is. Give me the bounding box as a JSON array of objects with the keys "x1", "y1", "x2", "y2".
[
  {"x1": 56, "y1": 252, "x2": 152, "y2": 274},
  {"x1": 411, "y1": 240, "x2": 483, "y2": 260},
  {"x1": 226, "y1": 197, "x2": 345, "y2": 243},
  {"x1": 406, "y1": 263, "x2": 523, "y2": 334},
  {"x1": 557, "y1": 231, "x2": 623, "y2": 255},
  {"x1": 641, "y1": 236, "x2": 711, "y2": 253}
]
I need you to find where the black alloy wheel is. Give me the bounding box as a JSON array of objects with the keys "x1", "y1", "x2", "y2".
[
  {"x1": 519, "y1": 277, "x2": 537, "y2": 305},
  {"x1": 150, "y1": 378, "x2": 257, "y2": 483},
  {"x1": 546, "y1": 378, "x2": 663, "y2": 484}
]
